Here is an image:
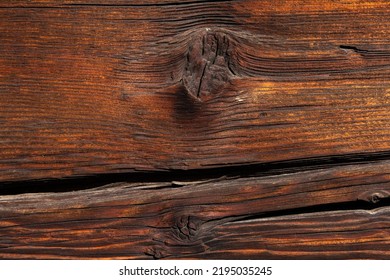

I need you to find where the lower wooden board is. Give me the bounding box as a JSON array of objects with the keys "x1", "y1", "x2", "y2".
[
  {"x1": 0, "y1": 160, "x2": 389, "y2": 259},
  {"x1": 195, "y1": 208, "x2": 390, "y2": 259}
]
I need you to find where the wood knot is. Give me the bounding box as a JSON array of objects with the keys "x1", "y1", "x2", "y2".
[
  {"x1": 369, "y1": 192, "x2": 385, "y2": 204},
  {"x1": 172, "y1": 215, "x2": 203, "y2": 242},
  {"x1": 144, "y1": 246, "x2": 169, "y2": 260},
  {"x1": 358, "y1": 190, "x2": 390, "y2": 204},
  {"x1": 182, "y1": 29, "x2": 237, "y2": 101}
]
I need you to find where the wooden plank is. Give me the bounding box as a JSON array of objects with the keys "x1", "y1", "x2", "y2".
[
  {"x1": 0, "y1": 160, "x2": 389, "y2": 259},
  {"x1": 194, "y1": 208, "x2": 390, "y2": 259},
  {"x1": 0, "y1": 0, "x2": 389, "y2": 182}
]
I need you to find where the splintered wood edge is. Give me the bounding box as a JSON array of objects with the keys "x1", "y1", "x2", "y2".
[{"x1": 0, "y1": 160, "x2": 389, "y2": 259}]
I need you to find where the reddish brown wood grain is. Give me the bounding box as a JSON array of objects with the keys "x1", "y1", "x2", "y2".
[
  {"x1": 1, "y1": 0, "x2": 390, "y2": 261},
  {"x1": 0, "y1": 0, "x2": 389, "y2": 182},
  {"x1": 201, "y1": 208, "x2": 390, "y2": 259},
  {"x1": 0, "y1": 160, "x2": 389, "y2": 259}
]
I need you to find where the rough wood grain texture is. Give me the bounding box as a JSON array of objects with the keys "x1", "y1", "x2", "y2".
[
  {"x1": 201, "y1": 208, "x2": 390, "y2": 260},
  {"x1": 0, "y1": 161, "x2": 389, "y2": 259},
  {"x1": 1, "y1": 0, "x2": 390, "y2": 182}
]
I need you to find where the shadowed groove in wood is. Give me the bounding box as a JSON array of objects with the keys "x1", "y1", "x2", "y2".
[{"x1": 1, "y1": 150, "x2": 390, "y2": 195}]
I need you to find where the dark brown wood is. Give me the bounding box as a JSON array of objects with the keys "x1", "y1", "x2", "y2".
[
  {"x1": 1, "y1": 160, "x2": 389, "y2": 259},
  {"x1": 1, "y1": 0, "x2": 390, "y2": 260},
  {"x1": 1, "y1": 0, "x2": 390, "y2": 182},
  {"x1": 202, "y1": 208, "x2": 390, "y2": 259}
]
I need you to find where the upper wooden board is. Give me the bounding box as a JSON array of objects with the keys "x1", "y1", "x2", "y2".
[{"x1": 0, "y1": 0, "x2": 390, "y2": 181}]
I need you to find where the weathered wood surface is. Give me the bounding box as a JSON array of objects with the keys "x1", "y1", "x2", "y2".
[
  {"x1": 1, "y1": 0, "x2": 390, "y2": 182},
  {"x1": 1, "y1": 161, "x2": 389, "y2": 259},
  {"x1": 1, "y1": 0, "x2": 390, "y2": 260}
]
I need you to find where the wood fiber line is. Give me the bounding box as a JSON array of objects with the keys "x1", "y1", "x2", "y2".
[
  {"x1": 0, "y1": 0, "x2": 390, "y2": 183},
  {"x1": 0, "y1": 160, "x2": 389, "y2": 259},
  {"x1": 1, "y1": 0, "x2": 390, "y2": 8}
]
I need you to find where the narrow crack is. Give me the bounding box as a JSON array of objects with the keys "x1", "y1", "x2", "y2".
[
  {"x1": 230, "y1": 198, "x2": 390, "y2": 225},
  {"x1": 197, "y1": 62, "x2": 208, "y2": 98},
  {"x1": 0, "y1": 151, "x2": 389, "y2": 195},
  {"x1": 339, "y1": 45, "x2": 368, "y2": 53},
  {"x1": 63, "y1": 0, "x2": 234, "y2": 8}
]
